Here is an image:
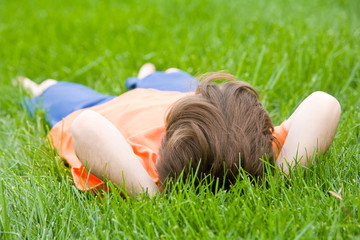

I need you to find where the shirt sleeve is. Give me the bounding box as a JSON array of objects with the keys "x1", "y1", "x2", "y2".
[{"x1": 272, "y1": 121, "x2": 289, "y2": 159}]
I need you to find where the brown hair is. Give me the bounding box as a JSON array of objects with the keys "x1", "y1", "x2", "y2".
[{"x1": 156, "y1": 72, "x2": 277, "y2": 191}]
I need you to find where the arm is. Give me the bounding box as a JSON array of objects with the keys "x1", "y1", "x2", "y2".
[
  {"x1": 71, "y1": 109, "x2": 159, "y2": 197},
  {"x1": 276, "y1": 91, "x2": 341, "y2": 174}
]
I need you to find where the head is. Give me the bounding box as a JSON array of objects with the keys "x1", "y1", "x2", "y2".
[{"x1": 156, "y1": 72, "x2": 277, "y2": 191}]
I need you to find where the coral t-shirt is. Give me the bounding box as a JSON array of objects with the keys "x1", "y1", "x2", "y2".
[{"x1": 48, "y1": 88, "x2": 288, "y2": 191}]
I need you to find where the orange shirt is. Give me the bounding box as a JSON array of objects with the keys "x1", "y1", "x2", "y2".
[{"x1": 48, "y1": 88, "x2": 288, "y2": 191}]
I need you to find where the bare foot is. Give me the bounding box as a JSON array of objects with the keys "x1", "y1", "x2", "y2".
[
  {"x1": 165, "y1": 68, "x2": 181, "y2": 73},
  {"x1": 13, "y1": 76, "x2": 57, "y2": 96},
  {"x1": 14, "y1": 76, "x2": 41, "y2": 96},
  {"x1": 138, "y1": 63, "x2": 156, "y2": 79}
]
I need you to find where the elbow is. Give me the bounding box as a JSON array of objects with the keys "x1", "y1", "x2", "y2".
[
  {"x1": 71, "y1": 110, "x2": 99, "y2": 167},
  {"x1": 72, "y1": 110, "x2": 98, "y2": 143},
  {"x1": 310, "y1": 91, "x2": 341, "y2": 151},
  {"x1": 310, "y1": 91, "x2": 341, "y2": 120}
]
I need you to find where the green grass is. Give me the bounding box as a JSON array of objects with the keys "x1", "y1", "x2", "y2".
[{"x1": 1, "y1": 0, "x2": 360, "y2": 238}]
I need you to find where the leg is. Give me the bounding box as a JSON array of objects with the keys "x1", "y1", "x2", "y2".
[
  {"x1": 125, "y1": 65, "x2": 198, "y2": 92},
  {"x1": 22, "y1": 81, "x2": 115, "y2": 127},
  {"x1": 15, "y1": 76, "x2": 58, "y2": 97}
]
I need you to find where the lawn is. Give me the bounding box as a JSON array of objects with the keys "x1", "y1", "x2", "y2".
[{"x1": 0, "y1": 0, "x2": 359, "y2": 238}]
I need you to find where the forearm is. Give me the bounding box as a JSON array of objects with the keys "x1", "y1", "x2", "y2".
[
  {"x1": 72, "y1": 110, "x2": 159, "y2": 197},
  {"x1": 277, "y1": 91, "x2": 341, "y2": 173}
]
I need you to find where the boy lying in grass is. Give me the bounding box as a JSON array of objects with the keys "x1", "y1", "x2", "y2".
[{"x1": 19, "y1": 64, "x2": 341, "y2": 197}]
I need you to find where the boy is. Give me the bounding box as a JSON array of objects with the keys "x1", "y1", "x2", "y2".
[{"x1": 20, "y1": 64, "x2": 341, "y2": 197}]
